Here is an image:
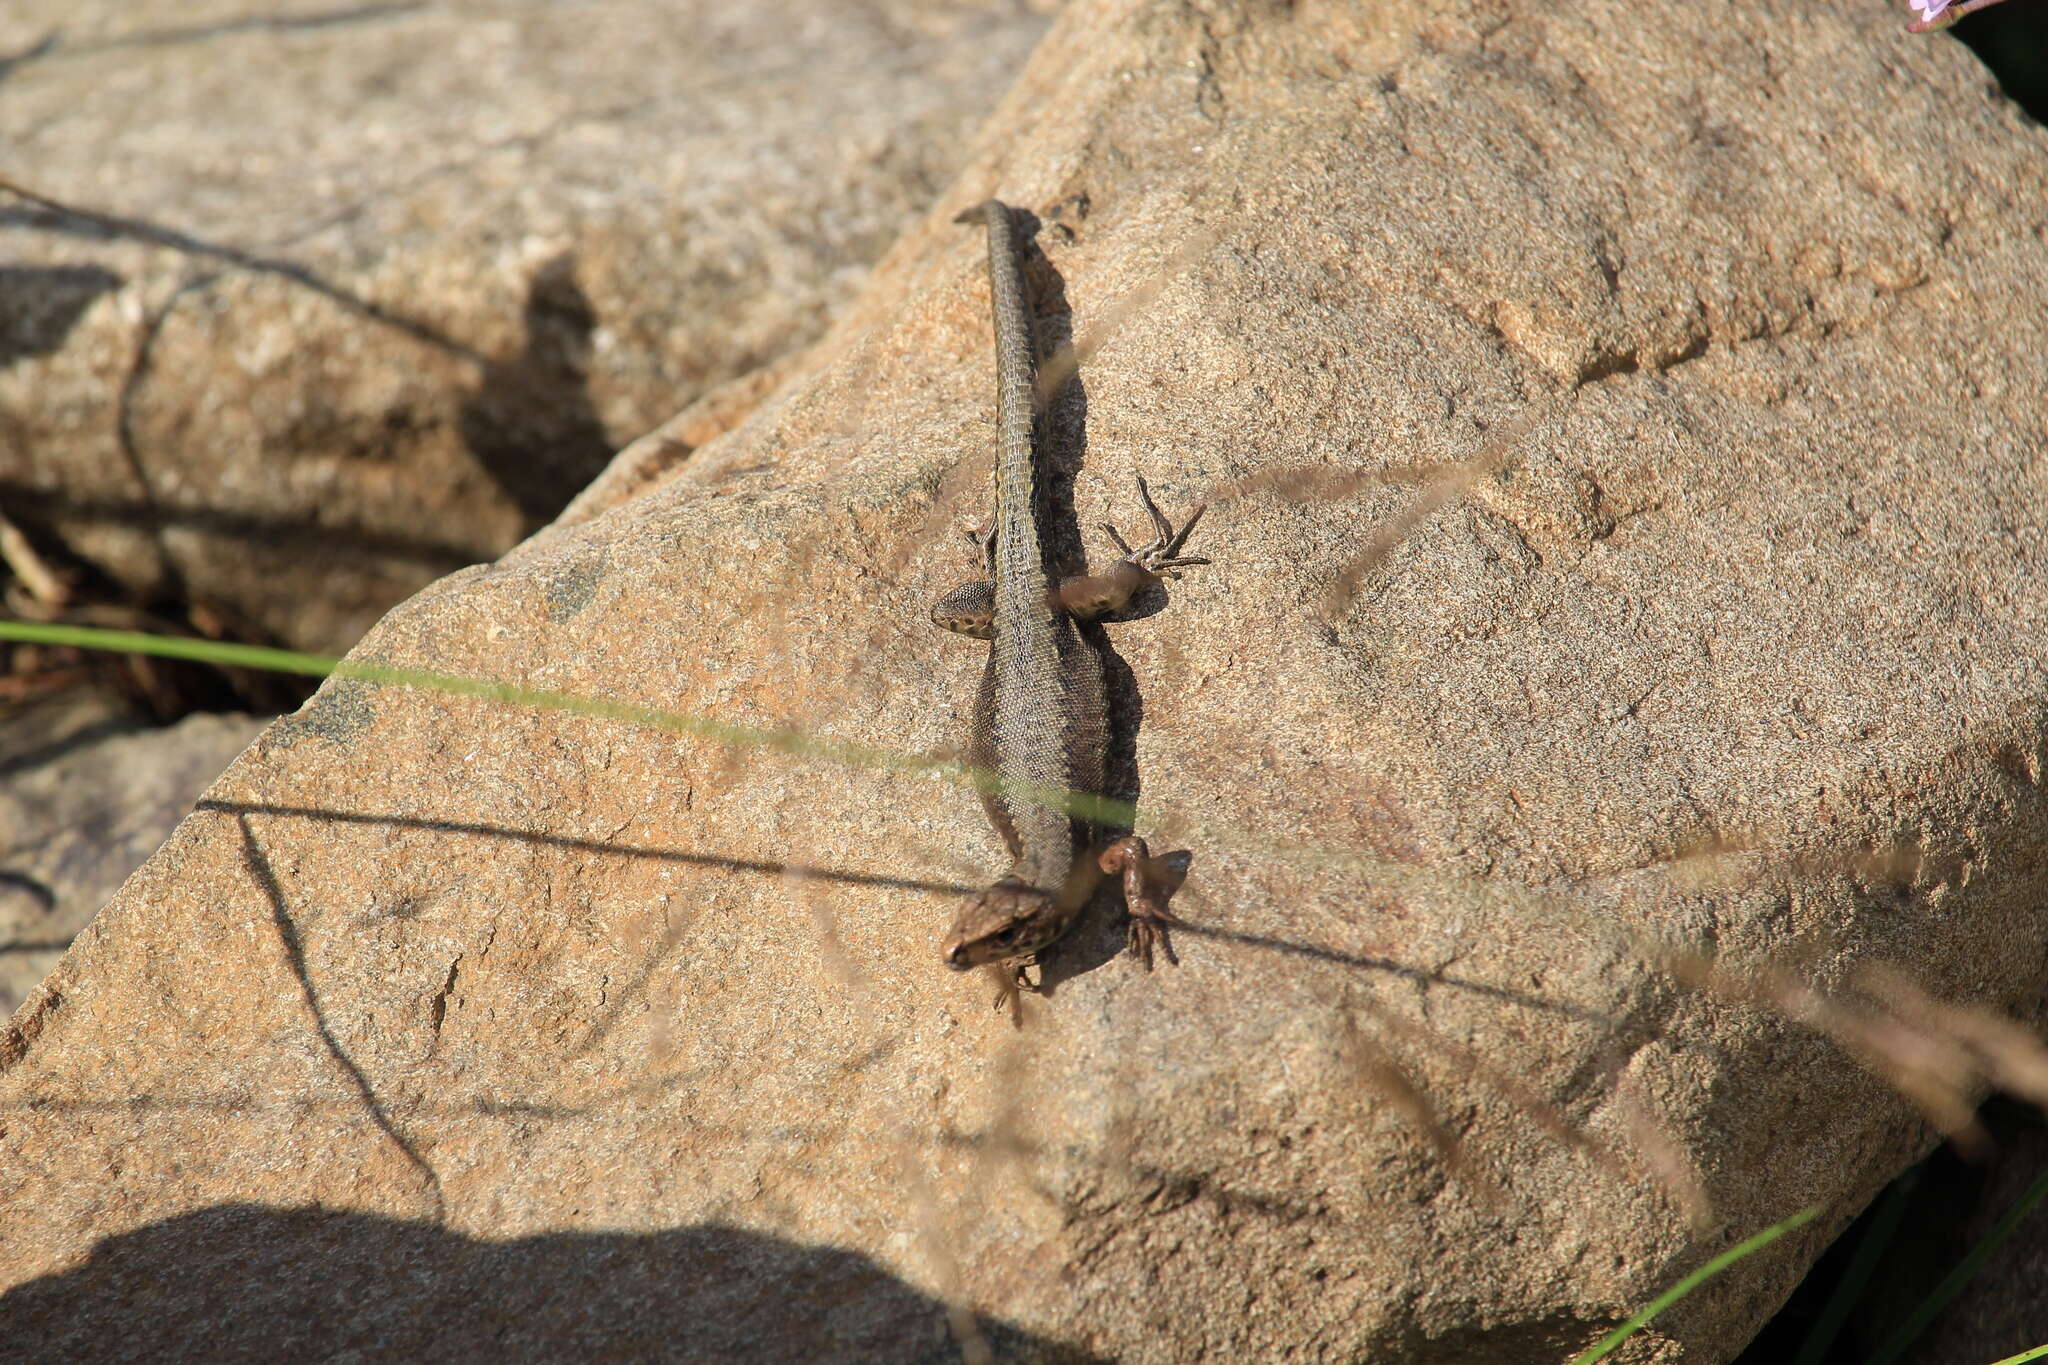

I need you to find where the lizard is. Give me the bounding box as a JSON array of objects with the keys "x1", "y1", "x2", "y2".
[{"x1": 932, "y1": 198, "x2": 1210, "y2": 1025}]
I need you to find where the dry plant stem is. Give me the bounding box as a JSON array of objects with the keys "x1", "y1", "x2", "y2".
[
  {"x1": 1336, "y1": 1003, "x2": 1497, "y2": 1203},
  {"x1": 0, "y1": 512, "x2": 71, "y2": 611},
  {"x1": 1348, "y1": 990, "x2": 1618, "y2": 1168},
  {"x1": 1031, "y1": 225, "x2": 1217, "y2": 408},
  {"x1": 1656, "y1": 949, "x2": 2009, "y2": 1153},
  {"x1": 1203, "y1": 458, "x2": 1463, "y2": 507},
  {"x1": 1320, "y1": 401, "x2": 1551, "y2": 619},
  {"x1": 1859, "y1": 963, "x2": 2048, "y2": 1113},
  {"x1": 1617, "y1": 1091, "x2": 1714, "y2": 1231},
  {"x1": 1653, "y1": 833, "x2": 1959, "y2": 896},
  {"x1": 899, "y1": 1130, "x2": 995, "y2": 1365},
  {"x1": 1361, "y1": 831, "x2": 2048, "y2": 1178}
]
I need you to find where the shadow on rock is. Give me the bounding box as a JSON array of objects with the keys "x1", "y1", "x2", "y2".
[
  {"x1": 0, "y1": 264, "x2": 122, "y2": 366},
  {"x1": 459, "y1": 251, "x2": 617, "y2": 526},
  {"x1": 0, "y1": 1203, "x2": 1101, "y2": 1363}
]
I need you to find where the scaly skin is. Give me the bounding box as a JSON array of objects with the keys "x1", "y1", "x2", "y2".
[{"x1": 933, "y1": 199, "x2": 1209, "y2": 1024}]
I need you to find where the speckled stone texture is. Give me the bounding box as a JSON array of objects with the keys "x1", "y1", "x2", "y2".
[
  {"x1": 0, "y1": 0, "x2": 1050, "y2": 651},
  {"x1": 0, "y1": 694, "x2": 267, "y2": 1013},
  {"x1": 2, "y1": 1, "x2": 2045, "y2": 1360}
]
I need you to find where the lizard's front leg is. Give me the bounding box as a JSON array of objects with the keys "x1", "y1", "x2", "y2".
[
  {"x1": 983, "y1": 957, "x2": 1047, "y2": 1028},
  {"x1": 1099, "y1": 836, "x2": 1186, "y2": 971}
]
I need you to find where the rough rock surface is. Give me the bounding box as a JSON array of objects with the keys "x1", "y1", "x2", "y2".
[
  {"x1": 4, "y1": 1, "x2": 2047, "y2": 1361},
  {"x1": 0, "y1": 696, "x2": 267, "y2": 1013},
  {"x1": 0, "y1": 0, "x2": 1050, "y2": 652}
]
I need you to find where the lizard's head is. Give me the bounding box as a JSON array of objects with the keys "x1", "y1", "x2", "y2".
[{"x1": 942, "y1": 879, "x2": 1062, "y2": 970}]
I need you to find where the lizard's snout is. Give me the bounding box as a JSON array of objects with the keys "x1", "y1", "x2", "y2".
[{"x1": 942, "y1": 938, "x2": 973, "y2": 970}]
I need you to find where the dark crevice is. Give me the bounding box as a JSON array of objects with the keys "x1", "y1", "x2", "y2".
[
  {"x1": 1952, "y1": 3, "x2": 2048, "y2": 125},
  {"x1": 427, "y1": 956, "x2": 459, "y2": 1043},
  {"x1": 1573, "y1": 330, "x2": 1712, "y2": 389},
  {"x1": 1576, "y1": 346, "x2": 1641, "y2": 387},
  {"x1": 1661, "y1": 331, "x2": 1711, "y2": 370},
  {"x1": 1736, "y1": 1096, "x2": 2048, "y2": 1362}
]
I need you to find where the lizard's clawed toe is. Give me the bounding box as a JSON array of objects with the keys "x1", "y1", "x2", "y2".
[
  {"x1": 1100, "y1": 835, "x2": 1186, "y2": 973},
  {"x1": 985, "y1": 959, "x2": 1045, "y2": 1026},
  {"x1": 1127, "y1": 916, "x2": 1176, "y2": 972},
  {"x1": 1104, "y1": 475, "x2": 1211, "y2": 579}
]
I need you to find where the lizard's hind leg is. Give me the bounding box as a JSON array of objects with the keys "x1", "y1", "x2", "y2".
[
  {"x1": 1104, "y1": 476, "x2": 1210, "y2": 576},
  {"x1": 930, "y1": 521, "x2": 999, "y2": 638},
  {"x1": 1057, "y1": 477, "x2": 1212, "y2": 619}
]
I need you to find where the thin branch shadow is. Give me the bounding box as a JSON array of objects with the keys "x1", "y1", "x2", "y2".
[
  {"x1": 206, "y1": 798, "x2": 979, "y2": 1062},
  {"x1": 196, "y1": 797, "x2": 1587, "y2": 1048},
  {"x1": 0, "y1": 30, "x2": 58, "y2": 86},
  {"x1": 200, "y1": 800, "x2": 979, "y2": 897},
  {"x1": 232, "y1": 814, "x2": 444, "y2": 1220},
  {"x1": 63, "y1": 3, "x2": 425, "y2": 54},
  {"x1": 0, "y1": 177, "x2": 482, "y2": 363},
  {"x1": 1169, "y1": 917, "x2": 1613, "y2": 1023},
  {"x1": 0, "y1": 485, "x2": 498, "y2": 572}
]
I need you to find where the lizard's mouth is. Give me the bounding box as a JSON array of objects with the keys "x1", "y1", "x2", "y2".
[{"x1": 942, "y1": 939, "x2": 975, "y2": 970}]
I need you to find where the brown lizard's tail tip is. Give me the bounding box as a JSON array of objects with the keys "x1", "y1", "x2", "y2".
[{"x1": 952, "y1": 201, "x2": 1000, "y2": 226}]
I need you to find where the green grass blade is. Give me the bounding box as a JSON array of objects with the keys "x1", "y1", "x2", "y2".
[
  {"x1": 1867, "y1": 1162, "x2": 2048, "y2": 1365},
  {"x1": 0, "y1": 619, "x2": 341, "y2": 676},
  {"x1": 1571, "y1": 1205, "x2": 1823, "y2": 1365},
  {"x1": 0, "y1": 617, "x2": 1140, "y2": 826},
  {"x1": 1987, "y1": 1346, "x2": 2048, "y2": 1365}
]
